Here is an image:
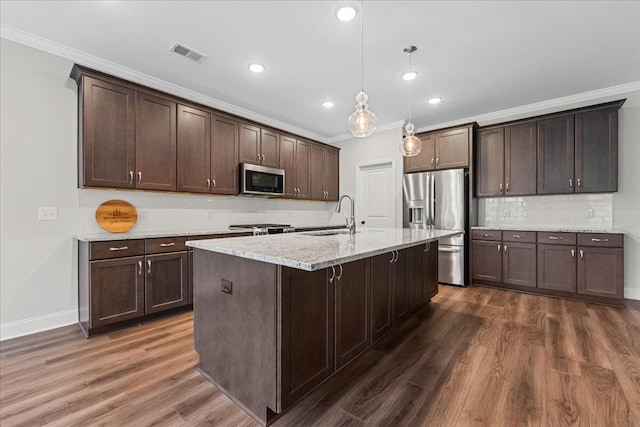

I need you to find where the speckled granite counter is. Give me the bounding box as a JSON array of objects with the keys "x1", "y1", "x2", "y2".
[
  {"x1": 187, "y1": 228, "x2": 462, "y2": 271},
  {"x1": 472, "y1": 226, "x2": 625, "y2": 234}
]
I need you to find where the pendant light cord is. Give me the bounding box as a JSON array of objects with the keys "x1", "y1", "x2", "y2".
[
  {"x1": 408, "y1": 51, "x2": 412, "y2": 125},
  {"x1": 361, "y1": 0, "x2": 364, "y2": 93}
]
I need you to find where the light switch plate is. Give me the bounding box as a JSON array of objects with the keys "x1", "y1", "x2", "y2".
[
  {"x1": 503, "y1": 209, "x2": 510, "y2": 217},
  {"x1": 585, "y1": 208, "x2": 594, "y2": 218},
  {"x1": 38, "y1": 207, "x2": 58, "y2": 221}
]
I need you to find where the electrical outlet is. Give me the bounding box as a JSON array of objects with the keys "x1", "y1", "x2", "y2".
[
  {"x1": 585, "y1": 208, "x2": 594, "y2": 218},
  {"x1": 503, "y1": 209, "x2": 510, "y2": 217},
  {"x1": 138, "y1": 209, "x2": 148, "y2": 220},
  {"x1": 207, "y1": 210, "x2": 216, "y2": 220},
  {"x1": 38, "y1": 207, "x2": 58, "y2": 221}
]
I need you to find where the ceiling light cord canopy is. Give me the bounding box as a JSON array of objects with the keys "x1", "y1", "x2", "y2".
[
  {"x1": 400, "y1": 45, "x2": 422, "y2": 157},
  {"x1": 348, "y1": 0, "x2": 377, "y2": 138}
]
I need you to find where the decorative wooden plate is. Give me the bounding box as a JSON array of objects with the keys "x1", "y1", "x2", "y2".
[{"x1": 95, "y1": 200, "x2": 138, "y2": 233}]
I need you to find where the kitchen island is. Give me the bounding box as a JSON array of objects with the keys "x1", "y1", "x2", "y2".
[{"x1": 187, "y1": 228, "x2": 462, "y2": 426}]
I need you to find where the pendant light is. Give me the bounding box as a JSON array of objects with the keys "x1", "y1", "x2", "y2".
[
  {"x1": 348, "y1": 0, "x2": 377, "y2": 137},
  {"x1": 399, "y1": 46, "x2": 422, "y2": 157}
]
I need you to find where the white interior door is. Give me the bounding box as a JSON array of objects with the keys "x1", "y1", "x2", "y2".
[{"x1": 356, "y1": 159, "x2": 395, "y2": 228}]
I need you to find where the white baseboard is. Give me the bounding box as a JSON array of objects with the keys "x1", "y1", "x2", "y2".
[
  {"x1": 624, "y1": 287, "x2": 640, "y2": 301},
  {"x1": 0, "y1": 309, "x2": 78, "y2": 341}
]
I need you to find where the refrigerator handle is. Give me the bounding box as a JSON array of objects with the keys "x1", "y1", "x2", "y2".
[{"x1": 431, "y1": 173, "x2": 436, "y2": 229}]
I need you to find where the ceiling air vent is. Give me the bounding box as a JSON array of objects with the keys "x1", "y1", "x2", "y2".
[{"x1": 169, "y1": 43, "x2": 207, "y2": 62}]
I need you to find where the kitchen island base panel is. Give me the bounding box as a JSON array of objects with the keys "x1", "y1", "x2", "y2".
[{"x1": 193, "y1": 250, "x2": 278, "y2": 425}]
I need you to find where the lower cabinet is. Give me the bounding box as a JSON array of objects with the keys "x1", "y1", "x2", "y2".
[
  {"x1": 145, "y1": 252, "x2": 189, "y2": 314},
  {"x1": 393, "y1": 249, "x2": 409, "y2": 322},
  {"x1": 370, "y1": 253, "x2": 393, "y2": 343},
  {"x1": 407, "y1": 245, "x2": 426, "y2": 311},
  {"x1": 472, "y1": 230, "x2": 624, "y2": 305},
  {"x1": 423, "y1": 241, "x2": 439, "y2": 299}
]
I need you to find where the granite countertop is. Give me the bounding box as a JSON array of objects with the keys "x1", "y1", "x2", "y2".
[
  {"x1": 187, "y1": 228, "x2": 463, "y2": 271},
  {"x1": 74, "y1": 223, "x2": 347, "y2": 242},
  {"x1": 471, "y1": 226, "x2": 625, "y2": 234}
]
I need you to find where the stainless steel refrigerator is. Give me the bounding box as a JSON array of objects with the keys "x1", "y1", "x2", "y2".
[{"x1": 403, "y1": 169, "x2": 467, "y2": 286}]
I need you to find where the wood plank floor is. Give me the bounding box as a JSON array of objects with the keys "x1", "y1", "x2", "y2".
[{"x1": 1, "y1": 285, "x2": 639, "y2": 426}]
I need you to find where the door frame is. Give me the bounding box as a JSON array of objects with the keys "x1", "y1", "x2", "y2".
[{"x1": 355, "y1": 158, "x2": 396, "y2": 229}]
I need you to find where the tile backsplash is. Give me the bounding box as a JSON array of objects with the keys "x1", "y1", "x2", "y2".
[{"x1": 478, "y1": 194, "x2": 613, "y2": 229}]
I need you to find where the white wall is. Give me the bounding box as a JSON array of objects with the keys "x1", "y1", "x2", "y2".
[
  {"x1": 0, "y1": 39, "x2": 336, "y2": 340},
  {"x1": 332, "y1": 127, "x2": 404, "y2": 227}
]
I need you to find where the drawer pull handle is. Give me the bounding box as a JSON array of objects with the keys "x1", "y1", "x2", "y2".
[
  {"x1": 482, "y1": 233, "x2": 493, "y2": 237},
  {"x1": 498, "y1": 244, "x2": 501, "y2": 252},
  {"x1": 212, "y1": 179, "x2": 216, "y2": 188},
  {"x1": 504, "y1": 245, "x2": 507, "y2": 253},
  {"x1": 591, "y1": 238, "x2": 608, "y2": 242},
  {"x1": 147, "y1": 259, "x2": 152, "y2": 274},
  {"x1": 569, "y1": 178, "x2": 573, "y2": 188},
  {"x1": 512, "y1": 234, "x2": 522, "y2": 239},
  {"x1": 129, "y1": 171, "x2": 134, "y2": 184},
  {"x1": 329, "y1": 265, "x2": 336, "y2": 283},
  {"x1": 109, "y1": 246, "x2": 129, "y2": 251},
  {"x1": 548, "y1": 236, "x2": 564, "y2": 240},
  {"x1": 439, "y1": 247, "x2": 461, "y2": 253},
  {"x1": 577, "y1": 178, "x2": 582, "y2": 188},
  {"x1": 336, "y1": 264, "x2": 343, "y2": 280},
  {"x1": 390, "y1": 252, "x2": 394, "y2": 263},
  {"x1": 424, "y1": 242, "x2": 431, "y2": 252},
  {"x1": 506, "y1": 183, "x2": 510, "y2": 192},
  {"x1": 138, "y1": 260, "x2": 143, "y2": 276},
  {"x1": 207, "y1": 179, "x2": 211, "y2": 189},
  {"x1": 499, "y1": 183, "x2": 503, "y2": 192},
  {"x1": 160, "y1": 243, "x2": 176, "y2": 247},
  {"x1": 580, "y1": 249, "x2": 584, "y2": 259},
  {"x1": 138, "y1": 171, "x2": 142, "y2": 184},
  {"x1": 431, "y1": 158, "x2": 435, "y2": 166},
  {"x1": 571, "y1": 249, "x2": 575, "y2": 258}
]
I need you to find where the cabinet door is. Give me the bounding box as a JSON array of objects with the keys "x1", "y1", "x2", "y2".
[
  {"x1": 502, "y1": 242, "x2": 536, "y2": 288},
  {"x1": 279, "y1": 135, "x2": 297, "y2": 197},
  {"x1": 435, "y1": 127, "x2": 469, "y2": 169},
  {"x1": 407, "y1": 245, "x2": 425, "y2": 311},
  {"x1": 404, "y1": 133, "x2": 435, "y2": 173},
  {"x1": 145, "y1": 252, "x2": 189, "y2": 314},
  {"x1": 260, "y1": 129, "x2": 280, "y2": 168},
  {"x1": 177, "y1": 105, "x2": 210, "y2": 193},
  {"x1": 324, "y1": 147, "x2": 340, "y2": 201},
  {"x1": 370, "y1": 253, "x2": 393, "y2": 342},
  {"x1": 423, "y1": 241, "x2": 439, "y2": 299},
  {"x1": 505, "y1": 122, "x2": 537, "y2": 196},
  {"x1": 188, "y1": 250, "x2": 193, "y2": 304},
  {"x1": 295, "y1": 140, "x2": 311, "y2": 199},
  {"x1": 135, "y1": 92, "x2": 177, "y2": 191},
  {"x1": 537, "y1": 115, "x2": 575, "y2": 194},
  {"x1": 577, "y1": 247, "x2": 623, "y2": 299},
  {"x1": 393, "y1": 249, "x2": 408, "y2": 322},
  {"x1": 476, "y1": 128, "x2": 504, "y2": 197},
  {"x1": 280, "y1": 267, "x2": 334, "y2": 409},
  {"x1": 310, "y1": 144, "x2": 325, "y2": 200},
  {"x1": 472, "y1": 240, "x2": 502, "y2": 283},
  {"x1": 575, "y1": 108, "x2": 618, "y2": 193},
  {"x1": 90, "y1": 256, "x2": 144, "y2": 328},
  {"x1": 239, "y1": 123, "x2": 261, "y2": 165},
  {"x1": 537, "y1": 244, "x2": 576, "y2": 292},
  {"x1": 335, "y1": 259, "x2": 370, "y2": 369},
  {"x1": 211, "y1": 115, "x2": 239, "y2": 195},
  {"x1": 82, "y1": 77, "x2": 135, "y2": 188}
]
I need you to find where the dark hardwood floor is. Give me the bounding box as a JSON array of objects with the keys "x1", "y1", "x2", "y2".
[{"x1": 1, "y1": 285, "x2": 639, "y2": 426}]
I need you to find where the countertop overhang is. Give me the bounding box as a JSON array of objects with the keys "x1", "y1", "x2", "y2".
[{"x1": 187, "y1": 228, "x2": 463, "y2": 271}]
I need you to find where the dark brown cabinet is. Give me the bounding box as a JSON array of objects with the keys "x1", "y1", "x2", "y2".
[
  {"x1": 79, "y1": 76, "x2": 136, "y2": 188},
  {"x1": 577, "y1": 247, "x2": 623, "y2": 299},
  {"x1": 423, "y1": 241, "x2": 439, "y2": 299},
  {"x1": 310, "y1": 144, "x2": 340, "y2": 201},
  {"x1": 310, "y1": 144, "x2": 325, "y2": 200},
  {"x1": 177, "y1": 104, "x2": 211, "y2": 193},
  {"x1": 89, "y1": 256, "x2": 145, "y2": 328},
  {"x1": 370, "y1": 253, "x2": 393, "y2": 343},
  {"x1": 239, "y1": 123, "x2": 280, "y2": 168},
  {"x1": 323, "y1": 147, "x2": 340, "y2": 201},
  {"x1": 575, "y1": 108, "x2": 618, "y2": 193},
  {"x1": 407, "y1": 245, "x2": 426, "y2": 311},
  {"x1": 280, "y1": 267, "x2": 334, "y2": 409},
  {"x1": 537, "y1": 244, "x2": 577, "y2": 292},
  {"x1": 537, "y1": 114, "x2": 575, "y2": 195},
  {"x1": 502, "y1": 242, "x2": 536, "y2": 288},
  {"x1": 476, "y1": 123, "x2": 536, "y2": 197},
  {"x1": 393, "y1": 249, "x2": 408, "y2": 322},
  {"x1": 280, "y1": 136, "x2": 312, "y2": 199},
  {"x1": 472, "y1": 240, "x2": 502, "y2": 283},
  {"x1": 145, "y1": 252, "x2": 189, "y2": 314},
  {"x1": 334, "y1": 259, "x2": 370, "y2": 369},
  {"x1": 211, "y1": 115, "x2": 239, "y2": 194},
  {"x1": 404, "y1": 125, "x2": 471, "y2": 173}
]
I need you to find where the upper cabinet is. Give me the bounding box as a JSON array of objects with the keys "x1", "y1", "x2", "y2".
[
  {"x1": 79, "y1": 76, "x2": 136, "y2": 188},
  {"x1": 239, "y1": 123, "x2": 280, "y2": 168},
  {"x1": 475, "y1": 100, "x2": 624, "y2": 197},
  {"x1": 404, "y1": 124, "x2": 471, "y2": 174},
  {"x1": 71, "y1": 65, "x2": 338, "y2": 199}
]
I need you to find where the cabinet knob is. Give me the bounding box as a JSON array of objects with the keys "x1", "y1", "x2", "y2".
[
  {"x1": 436, "y1": 157, "x2": 440, "y2": 166},
  {"x1": 482, "y1": 233, "x2": 493, "y2": 237},
  {"x1": 499, "y1": 183, "x2": 503, "y2": 192},
  {"x1": 504, "y1": 245, "x2": 507, "y2": 253},
  {"x1": 569, "y1": 178, "x2": 573, "y2": 188},
  {"x1": 579, "y1": 249, "x2": 584, "y2": 259},
  {"x1": 505, "y1": 183, "x2": 509, "y2": 192},
  {"x1": 212, "y1": 179, "x2": 216, "y2": 188},
  {"x1": 577, "y1": 178, "x2": 582, "y2": 188},
  {"x1": 571, "y1": 249, "x2": 575, "y2": 259},
  {"x1": 424, "y1": 242, "x2": 431, "y2": 252},
  {"x1": 498, "y1": 244, "x2": 501, "y2": 252},
  {"x1": 129, "y1": 171, "x2": 134, "y2": 185},
  {"x1": 147, "y1": 259, "x2": 152, "y2": 274},
  {"x1": 138, "y1": 260, "x2": 143, "y2": 276},
  {"x1": 207, "y1": 179, "x2": 211, "y2": 189},
  {"x1": 431, "y1": 158, "x2": 435, "y2": 167},
  {"x1": 138, "y1": 171, "x2": 142, "y2": 184},
  {"x1": 329, "y1": 265, "x2": 336, "y2": 283},
  {"x1": 336, "y1": 264, "x2": 343, "y2": 280}
]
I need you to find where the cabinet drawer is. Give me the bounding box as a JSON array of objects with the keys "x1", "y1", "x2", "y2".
[
  {"x1": 146, "y1": 236, "x2": 187, "y2": 254},
  {"x1": 90, "y1": 239, "x2": 145, "y2": 260},
  {"x1": 502, "y1": 230, "x2": 536, "y2": 243},
  {"x1": 472, "y1": 230, "x2": 502, "y2": 241},
  {"x1": 578, "y1": 233, "x2": 623, "y2": 248},
  {"x1": 537, "y1": 232, "x2": 576, "y2": 245}
]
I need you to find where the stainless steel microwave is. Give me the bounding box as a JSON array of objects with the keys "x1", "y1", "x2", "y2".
[{"x1": 239, "y1": 163, "x2": 285, "y2": 196}]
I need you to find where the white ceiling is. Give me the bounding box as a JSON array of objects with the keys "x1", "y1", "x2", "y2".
[{"x1": 1, "y1": 1, "x2": 639, "y2": 140}]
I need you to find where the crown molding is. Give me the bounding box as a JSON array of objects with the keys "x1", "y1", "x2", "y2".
[
  {"x1": 0, "y1": 24, "x2": 330, "y2": 143},
  {"x1": 327, "y1": 120, "x2": 405, "y2": 144},
  {"x1": 415, "y1": 81, "x2": 640, "y2": 133}
]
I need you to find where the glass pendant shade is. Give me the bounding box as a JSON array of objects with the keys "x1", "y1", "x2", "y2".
[
  {"x1": 348, "y1": 91, "x2": 378, "y2": 137},
  {"x1": 400, "y1": 122, "x2": 422, "y2": 156}
]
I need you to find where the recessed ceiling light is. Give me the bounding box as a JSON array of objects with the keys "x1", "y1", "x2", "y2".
[
  {"x1": 322, "y1": 101, "x2": 335, "y2": 108},
  {"x1": 249, "y1": 63, "x2": 265, "y2": 73},
  {"x1": 402, "y1": 71, "x2": 418, "y2": 81},
  {"x1": 428, "y1": 97, "x2": 442, "y2": 104},
  {"x1": 336, "y1": 5, "x2": 357, "y2": 22}
]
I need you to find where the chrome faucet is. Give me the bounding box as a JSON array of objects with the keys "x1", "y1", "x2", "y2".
[{"x1": 335, "y1": 194, "x2": 356, "y2": 234}]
